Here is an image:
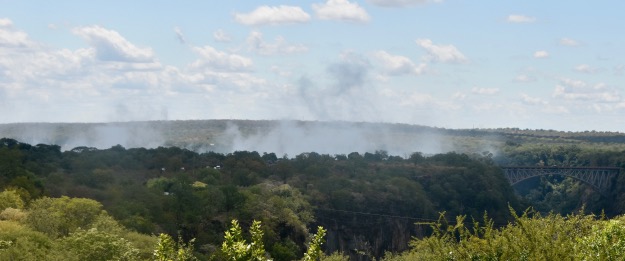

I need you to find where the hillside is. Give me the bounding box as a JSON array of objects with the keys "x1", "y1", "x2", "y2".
[{"x1": 2, "y1": 120, "x2": 625, "y2": 259}]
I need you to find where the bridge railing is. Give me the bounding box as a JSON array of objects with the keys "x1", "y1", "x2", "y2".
[{"x1": 501, "y1": 166, "x2": 620, "y2": 195}]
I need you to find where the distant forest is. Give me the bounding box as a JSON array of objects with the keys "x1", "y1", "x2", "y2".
[{"x1": 2, "y1": 120, "x2": 625, "y2": 260}]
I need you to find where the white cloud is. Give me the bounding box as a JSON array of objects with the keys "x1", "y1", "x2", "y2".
[
  {"x1": 415, "y1": 38, "x2": 467, "y2": 63},
  {"x1": 553, "y1": 78, "x2": 621, "y2": 103},
  {"x1": 373, "y1": 50, "x2": 426, "y2": 75},
  {"x1": 246, "y1": 31, "x2": 308, "y2": 55},
  {"x1": 174, "y1": 27, "x2": 186, "y2": 44},
  {"x1": 270, "y1": 65, "x2": 292, "y2": 77},
  {"x1": 520, "y1": 94, "x2": 546, "y2": 105},
  {"x1": 312, "y1": 0, "x2": 371, "y2": 23},
  {"x1": 234, "y1": 5, "x2": 311, "y2": 26},
  {"x1": 559, "y1": 38, "x2": 579, "y2": 46},
  {"x1": 0, "y1": 20, "x2": 283, "y2": 124},
  {"x1": 367, "y1": 0, "x2": 442, "y2": 7},
  {"x1": 471, "y1": 87, "x2": 499, "y2": 95},
  {"x1": 507, "y1": 14, "x2": 536, "y2": 23},
  {"x1": 0, "y1": 18, "x2": 34, "y2": 48},
  {"x1": 0, "y1": 35, "x2": 176, "y2": 118},
  {"x1": 190, "y1": 45, "x2": 253, "y2": 72},
  {"x1": 73, "y1": 25, "x2": 155, "y2": 63},
  {"x1": 452, "y1": 92, "x2": 466, "y2": 100},
  {"x1": 0, "y1": 18, "x2": 12, "y2": 27},
  {"x1": 533, "y1": 50, "x2": 549, "y2": 59},
  {"x1": 514, "y1": 74, "x2": 536, "y2": 83},
  {"x1": 560, "y1": 77, "x2": 586, "y2": 88},
  {"x1": 213, "y1": 29, "x2": 231, "y2": 42},
  {"x1": 574, "y1": 64, "x2": 598, "y2": 74},
  {"x1": 399, "y1": 92, "x2": 436, "y2": 106}
]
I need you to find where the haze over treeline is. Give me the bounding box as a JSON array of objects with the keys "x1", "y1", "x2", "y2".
[
  {"x1": 0, "y1": 120, "x2": 475, "y2": 155},
  {"x1": 0, "y1": 119, "x2": 608, "y2": 158}
]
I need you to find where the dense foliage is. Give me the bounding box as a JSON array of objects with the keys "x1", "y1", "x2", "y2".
[
  {"x1": 0, "y1": 193, "x2": 156, "y2": 260},
  {"x1": 383, "y1": 209, "x2": 625, "y2": 261},
  {"x1": 1, "y1": 128, "x2": 625, "y2": 259},
  {"x1": 0, "y1": 137, "x2": 524, "y2": 259}
]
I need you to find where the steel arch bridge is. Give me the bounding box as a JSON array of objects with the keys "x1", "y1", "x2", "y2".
[{"x1": 501, "y1": 166, "x2": 620, "y2": 195}]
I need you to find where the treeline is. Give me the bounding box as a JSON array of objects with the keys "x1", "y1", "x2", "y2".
[
  {"x1": 2, "y1": 137, "x2": 625, "y2": 259},
  {"x1": 0, "y1": 138, "x2": 525, "y2": 259}
]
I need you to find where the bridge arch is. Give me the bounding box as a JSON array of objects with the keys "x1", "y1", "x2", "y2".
[{"x1": 501, "y1": 167, "x2": 620, "y2": 196}]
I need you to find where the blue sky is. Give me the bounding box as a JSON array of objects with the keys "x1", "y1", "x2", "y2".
[{"x1": 1, "y1": 0, "x2": 624, "y2": 131}]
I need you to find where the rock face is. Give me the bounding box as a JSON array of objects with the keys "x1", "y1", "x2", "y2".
[{"x1": 319, "y1": 214, "x2": 426, "y2": 260}]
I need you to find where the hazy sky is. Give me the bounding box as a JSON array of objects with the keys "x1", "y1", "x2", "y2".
[{"x1": 1, "y1": 1, "x2": 624, "y2": 131}]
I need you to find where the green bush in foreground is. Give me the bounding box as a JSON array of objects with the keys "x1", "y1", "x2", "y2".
[
  {"x1": 219, "y1": 219, "x2": 347, "y2": 261},
  {"x1": 384, "y1": 208, "x2": 625, "y2": 261}
]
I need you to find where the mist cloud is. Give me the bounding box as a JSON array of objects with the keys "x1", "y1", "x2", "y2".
[
  {"x1": 0, "y1": 122, "x2": 163, "y2": 150},
  {"x1": 296, "y1": 52, "x2": 379, "y2": 122},
  {"x1": 222, "y1": 121, "x2": 449, "y2": 156}
]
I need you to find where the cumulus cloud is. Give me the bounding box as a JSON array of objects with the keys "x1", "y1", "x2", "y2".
[
  {"x1": 0, "y1": 22, "x2": 98, "y2": 95},
  {"x1": 415, "y1": 38, "x2": 467, "y2": 63},
  {"x1": 471, "y1": 87, "x2": 499, "y2": 95},
  {"x1": 560, "y1": 78, "x2": 586, "y2": 88},
  {"x1": 213, "y1": 29, "x2": 231, "y2": 42},
  {"x1": 234, "y1": 5, "x2": 311, "y2": 26},
  {"x1": 553, "y1": 78, "x2": 621, "y2": 103},
  {"x1": 0, "y1": 28, "x2": 177, "y2": 122},
  {"x1": 312, "y1": 0, "x2": 371, "y2": 23},
  {"x1": 185, "y1": 45, "x2": 267, "y2": 91},
  {"x1": 0, "y1": 19, "x2": 281, "y2": 124},
  {"x1": 0, "y1": 18, "x2": 12, "y2": 27},
  {"x1": 533, "y1": 50, "x2": 549, "y2": 59},
  {"x1": 520, "y1": 94, "x2": 546, "y2": 105},
  {"x1": 373, "y1": 50, "x2": 426, "y2": 75},
  {"x1": 73, "y1": 25, "x2": 155, "y2": 63},
  {"x1": 367, "y1": 0, "x2": 442, "y2": 7},
  {"x1": 574, "y1": 64, "x2": 598, "y2": 74},
  {"x1": 246, "y1": 31, "x2": 308, "y2": 55},
  {"x1": 452, "y1": 92, "x2": 466, "y2": 100},
  {"x1": 190, "y1": 45, "x2": 253, "y2": 72},
  {"x1": 0, "y1": 18, "x2": 34, "y2": 48},
  {"x1": 559, "y1": 37, "x2": 579, "y2": 46},
  {"x1": 507, "y1": 14, "x2": 536, "y2": 23},
  {"x1": 514, "y1": 74, "x2": 536, "y2": 83}
]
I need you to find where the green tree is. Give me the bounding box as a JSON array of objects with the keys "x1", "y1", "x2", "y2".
[
  {"x1": 58, "y1": 228, "x2": 140, "y2": 261},
  {"x1": 577, "y1": 218, "x2": 625, "y2": 260},
  {"x1": 0, "y1": 189, "x2": 25, "y2": 210},
  {"x1": 221, "y1": 219, "x2": 267, "y2": 261},
  {"x1": 26, "y1": 196, "x2": 104, "y2": 238},
  {"x1": 0, "y1": 220, "x2": 54, "y2": 260},
  {"x1": 302, "y1": 226, "x2": 326, "y2": 261},
  {"x1": 153, "y1": 233, "x2": 197, "y2": 261}
]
